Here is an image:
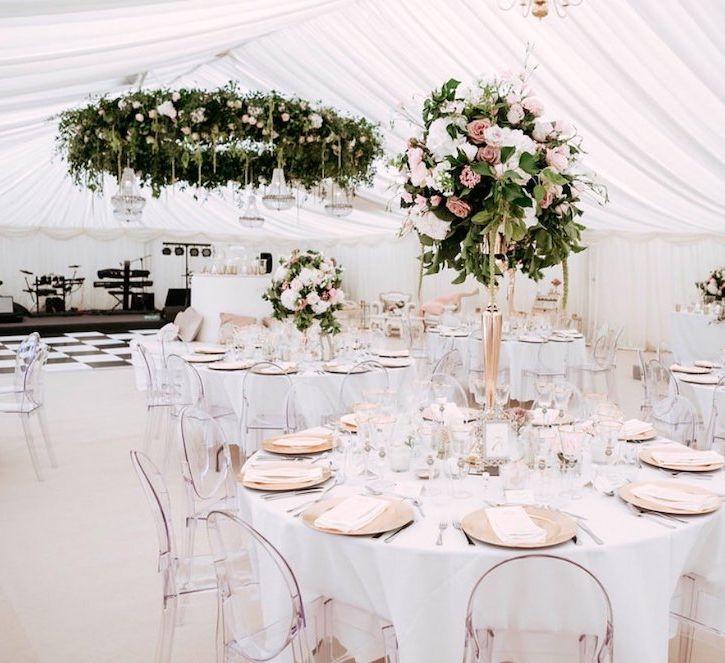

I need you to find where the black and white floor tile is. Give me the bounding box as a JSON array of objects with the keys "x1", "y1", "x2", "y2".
[{"x1": 0, "y1": 329, "x2": 158, "y2": 374}]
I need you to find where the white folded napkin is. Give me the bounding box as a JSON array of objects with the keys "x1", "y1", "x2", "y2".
[
  {"x1": 438, "y1": 327, "x2": 469, "y2": 337},
  {"x1": 257, "y1": 362, "x2": 296, "y2": 374},
  {"x1": 372, "y1": 348, "x2": 410, "y2": 358},
  {"x1": 427, "y1": 401, "x2": 465, "y2": 426},
  {"x1": 518, "y1": 335, "x2": 545, "y2": 343},
  {"x1": 531, "y1": 408, "x2": 561, "y2": 425},
  {"x1": 670, "y1": 364, "x2": 709, "y2": 374},
  {"x1": 553, "y1": 329, "x2": 581, "y2": 337},
  {"x1": 378, "y1": 356, "x2": 413, "y2": 368},
  {"x1": 631, "y1": 483, "x2": 716, "y2": 511},
  {"x1": 650, "y1": 443, "x2": 723, "y2": 466},
  {"x1": 314, "y1": 496, "x2": 388, "y2": 533},
  {"x1": 485, "y1": 506, "x2": 547, "y2": 544},
  {"x1": 244, "y1": 463, "x2": 323, "y2": 484},
  {"x1": 268, "y1": 429, "x2": 330, "y2": 448},
  {"x1": 695, "y1": 360, "x2": 719, "y2": 369},
  {"x1": 620, "y1": 419, "x2": 655, "y2": 438}
]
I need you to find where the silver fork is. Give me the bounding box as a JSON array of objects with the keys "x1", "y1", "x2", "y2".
[
  {"x1": 624, "y1": 501, "x2": 676, "y2": 528},
  {"x1": 452, "y1": 519, "x2": 475, "y2": 546},
  {"x1": 365, "y1": 486, "x2": 425, "y2": 517},
  {"x1": 436, "y1": 520, "x2": 448, "y2": 546},
  {"x1": 287, "y1": 479, "x2": 338, "y2": 515}
]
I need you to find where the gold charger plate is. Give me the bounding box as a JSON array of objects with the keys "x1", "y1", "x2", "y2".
[
  {"x1": 377, "y1": 357, "x2": 413, "y2": 368},
  {"x1": 323, "y1": 363, "x2": 370, "y2": 374},
  {"x1": 339, "y1": 413, "x2": 358, "y2": 431},
  {"x1": 529, "y1": 413, "x2": 575, "y2": 427},
  {"x1": 207, "y1": 360, "x2": 254, "y2": 371},
  {"x1": 671, "y1": 365, "x2": 712, "y2": 375},
  {"x1": 619, "y1": 480, "x2": 721, "y2": 515},
  {"x1": 251, "y1": 363, "x2": 298, "y2": 375},
  {"x1": 194, "y1": 344, "x2": 227, "y2": 354},
  {"x1": 461, "y1": 506, "x2": 576, "y2": 549},
  {"x1": 182, "y1": 353, "x2": 226, "y2": 363},
  {"x1": 240, "y1": 463, "x2": 331, "y2": 491},
  {"x1": 639, "y1": 449, "x2": 724, "y2": 473},
  {"x1": 619, "y1": 430, "x2": 657, "y2": 442},
  {"x1": 262, "y1": 433, "x2": 335, "y2": 455},
  {"x1": 301, "y1": 497, "x2": 414, "y2": 536}
]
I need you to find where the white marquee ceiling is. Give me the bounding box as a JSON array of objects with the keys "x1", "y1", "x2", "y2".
[{"x1": 1, "y1": 0, "x2": 723, "y2": 240}]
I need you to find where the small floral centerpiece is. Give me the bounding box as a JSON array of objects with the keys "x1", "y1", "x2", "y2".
[
  {"x1": 394, "y1": 67, "x2": 605, "y2": 306},
  {"x1": 696, "y1": 267, "x2": 724, "y2": 303},
  {"x1": 263, "y1": 249, "x2": 345, "y2": 334}
]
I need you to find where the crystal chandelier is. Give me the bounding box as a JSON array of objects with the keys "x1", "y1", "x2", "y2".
[
  {"x1": 324, "y1": 181, "x2": 353, "y2": 218},
  {"x1": 262, "y1": 167, "x2": 295, "y2": 211},
  {"x1": 239, "y1": 189, "x2": 265, "y2": 228},
  {"x1": 111, "y1": 167, "x2": 145, "y2": 223},
  {"x1": 498, "y1": 0, "x2": 583, "y2": 19}
]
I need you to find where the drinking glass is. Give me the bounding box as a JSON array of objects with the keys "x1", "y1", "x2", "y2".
[
  {"x1": 495, "y1": 381, "x2": 510, "y2": 412},
  {"x1": 556, "y1": 425, "x2": 585, "y2": 500},
  {"x1": 445, "y1": 424, "x2": 472, "y2": 498},
  {"x1": 552, "y1": 382, "x2": 572, "y2": 421}
]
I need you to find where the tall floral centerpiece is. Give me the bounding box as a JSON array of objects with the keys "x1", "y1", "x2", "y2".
[
  {"x1": 395, "y1": 69, "x2": 603, "y2": 409},
  {"x1": 263, "y1": 250, "x2": 345, "y2": 337}
]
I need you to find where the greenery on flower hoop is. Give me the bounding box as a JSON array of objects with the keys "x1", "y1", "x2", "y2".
[
  {"x1": 394, "y1": 69, "x2": 607, "y2": 306},
  {"x1": 56, "y1": 85, "x2": 383, "y2": 196},
  {"x1": 263, "y1": 250, "x2": 345, "y2": 335}
]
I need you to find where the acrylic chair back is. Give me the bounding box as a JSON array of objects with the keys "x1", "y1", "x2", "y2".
[
  {"x1": 179, "y1": 406, "x2": 234, "y2": 501},
  {"x1": 285, "y1": 382, "x2": 340, "y2": 430},
  {"x1": 703, "y1": 377, "x2": 725, "y2": 452},
  {"x1": 20, "y1": 344, "x2": 48, "y2": 411},
  {"x1": 429, "y1": 373, "x2": 469, "y2": 409},
  {"x1": 338, "y1": 360, "x2": 390, "y2": 412},
  {"x1": 652, "y1": 394, "x2": 698, "y2": 447},
  {"x1": 12, "y1": 332, "x2": 41, "y2": 391},
  {"x1": 464, "y1": 554, "x2": 614, "y2": 663},
  {"x1": 130, "y1": 451, "x2": 176, "y2": 582},
  {"x1": 166, "y1": 354, "x2": 204, "y2": 411},
  {"x1": 206, "y1": 510, "x2": 306, "y2": 663},
  {"x1": 645, "y1": 358, "x2": 678, "y2": 403}
]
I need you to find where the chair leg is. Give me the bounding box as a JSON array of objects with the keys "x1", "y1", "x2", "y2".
[
  {"x1": 20, "y1": 413, "x2": 43, "y2": 481},
  {"x1": 143, "y1": 408, "x2": 157, "y2": 454},
  {"x1": 182, "y1": 514, "x2": 198, "y2": 587},
  {"x1": 37, "y1": 407, "x2": 57, "y2": 468},
  {"x1": 162, "y1": 412, "x2": 176, "y2": 473},
  {"x1": 156, "y1": 594, "x2": 178, "y2": 663}
]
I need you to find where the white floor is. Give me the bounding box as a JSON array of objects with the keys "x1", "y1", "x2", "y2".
[{"x1": 0, "y1": 352, "x2": 645, "y2": 663}]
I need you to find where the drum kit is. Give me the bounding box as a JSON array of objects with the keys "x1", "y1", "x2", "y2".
[{"x1": 20, "y1": 265, "x2": 85, "y2": 314}]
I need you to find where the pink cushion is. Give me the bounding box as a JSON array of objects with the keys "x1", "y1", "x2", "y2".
[{"x1": 174, "y1": 307, "x2": 202, "y2": 343}]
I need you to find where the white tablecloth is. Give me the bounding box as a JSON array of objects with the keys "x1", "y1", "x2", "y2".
[
  {"x1": 427, "y1": 331, "x2": 586, "y2": 401},
  {"x1": 670, "y1": 311, "x2": 724, "y2": 364},
  {"x1": 676, "y1": 375, "x2": 725, "y2": 440},
  {"x1": 239, "y1": 459, "x2": 725, "y2": 663}
]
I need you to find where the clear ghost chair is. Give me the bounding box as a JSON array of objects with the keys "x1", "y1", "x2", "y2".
[
  {"x1": 206, "y1": 510, "x2": 398, "y2": 663},
  {"x1": 0, "y1": 343, "x2": 56, "y2": 480},
  {"x1": 167, "y1": 354, "x2": 235, "y2": 422},
  {"x1": 652, "y1": 394, "x2": 698, "y2": 447},
  {"x1": 130, "y1": 450, "x2": 217, "y2": 663},
  {"x1": 521, "y1": 341, "x2": 570, "y2": 402},
  {"x1": 568, "y1": 326, "x2": 622, "y2": 404},
  {"x1": 137, "y1": 342, "x2": 175, "y2": 453},
  {"x1": 0, "y1": 331, "x2": 41, "y2": 395},
  {"x1": 285, "y1": 381, "x2": 341, "y2": 430},
  {"x1": 402, "y1": 315, "x2": 427, "y2": 356},
  {"x1": 239, "y1": 362, "x2": 296, "y2": 457},
  {"x1": 702, "y1": 377, "x2": 725, "y2": 452},
  {"x1": 338, "y1": 359, "x2": 390, "y2": 411},
  {"x1": 433, "y1": 348, "x2": 465, "y2": 382},
  {"x1": 463, "y1": 554, "x2": 614, "y2": 663},
  {"x1": 178, "y1": 406, "x2": 239, "y2": 572},
  {"x1": 429, "y1": 373, "x2": 470, "y2": 409},
  {"x1": 637, "y1": 349, "x2": 652, "y2": 419}
]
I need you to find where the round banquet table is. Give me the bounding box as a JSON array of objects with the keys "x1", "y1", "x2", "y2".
[
  {"x1": 670, "y1": 311, "x2": 724, "y2": 364},
  {"x1": 236, "y1": 455, "x2": 725, "y2": 663},
  {"x1": 426, "y1": 329, "x2": 586, "y2": 401}
]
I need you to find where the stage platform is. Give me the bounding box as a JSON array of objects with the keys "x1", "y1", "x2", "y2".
[{"x1": 0, "y1": 311, "x2": 164, "y2": 336}]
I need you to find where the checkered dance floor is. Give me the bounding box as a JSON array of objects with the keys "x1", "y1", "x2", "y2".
[{"x1": 0, "y1": 329, "x2": 158, "y2": 373}]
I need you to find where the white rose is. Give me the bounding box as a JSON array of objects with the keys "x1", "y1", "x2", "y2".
[
  {"x1": 506, "y1": 103, "x2": 525, "y2": 125},
  {"x1": 298, "y1": 267, "x2": 316, "y2": 286},
  {"x1": 532, "y1": 120, "x2": 553, "y2": 142},
  {"x1": 172, "y1": 92, "x2": 181, "y2": 101},
  {"x1": 309, "y1": 113, "x2": 323, "y2": 129},
  {"x1": 117, "y1": 100, "x2": 127, "y2": 110},
  {"x1": 413, "y1": 212, "x2": 451, "y2": 241},
  {"x1": 280, "y1": 289, "x2": 298, "y2": 311},
  {"x1": 273, "y1": 266, "x2": 286, "y2": 281},
  {"x1": 523, "y1": 205, "x2": 538, "y2": 228},
  {"x1": 135, "y1": 113, "x2": 144, "y2": 122},
  {"x1": 156, "y1": 100, "x2": 177, "y2": 120},
  {"x1": 306, "y1": 291, "x2": 321, "y2": 305},
  {"x1": 460, "y1": 142, "x2": 478, "y2": 161},
  {"x1": 190, "y1": 108, "x2": 206, "y2": 124},
  {"x1": 311, "y1": 299, "x2": 330, "y2": 315},
  {"x1": 483, "y1": 125, "x2": 505, "y2": 147},
  {"x1": 707, "y1": 279, "x2": 719, "y2": 295},
  {"x1": 427, "y1": 118, "x2": 463, "y2": 159},
  {"x1": 554, "y1": 120, "x2": 575, "y2": 139},
  {"x1": 289, "y1": 277, "x2": 303, "y2": 292},
  {"x1": 132, "y1": 101, "x2": 140, "y2": 109},
  {"x1": 501, "y1": 128, "x2": 536, "y2": 153}
]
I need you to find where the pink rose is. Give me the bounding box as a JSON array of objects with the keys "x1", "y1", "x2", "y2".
[
  {"x1": 540, "y1": 191, "x2": 555, "y2": 209},
  {"x1": 445, "y1": 196, "x2": 471, "y2": 218},
  {"x1": 415, "y1": 194, "x2": 428, "y2": 207},
  {"x1": 466, "y1": 118, "x2": 491, "y2": 145},
  {"x1": 430, "y1": 195, "x2": 442, "y2": 207},
  {"x1": 401, "y1": 190, "x2": 413, "y2": 204},
  {"x1": 545, "y1": 148, "x2": 568, "y2": 173},
  {"x1": 477, "y1": 145, "x2": 501, "y2": 164},
  {"x1": 522, "y1": 97, "x2": 544, "y2": 116},
  {"x1": 407, "y1": 147, "x2": 424, "y2": 168}
]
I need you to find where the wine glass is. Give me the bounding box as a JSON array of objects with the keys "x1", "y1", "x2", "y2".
[
  {"x1": 552, "y1": 382, "x2": 572, "y2": 421},
  {"x1": 556, "y1": 425, "x2": 585, "y2": 500},
  {"x1": 535, "y1": 380, "x2": 554, "y2": 424}
]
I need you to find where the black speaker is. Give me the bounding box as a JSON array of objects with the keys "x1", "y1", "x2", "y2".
[
  {"x1": 164, "y1": 288, "x2": 190, "y2": 307},
  {"x1": 131, "y1": 292, "x2": 155, "y2": 311},
  {"x1": 45, "y1": 297, "x2": 65, "y2": 313},
  {"x1": 260, "y1": 252, "x2": 273, "y2": 274}
]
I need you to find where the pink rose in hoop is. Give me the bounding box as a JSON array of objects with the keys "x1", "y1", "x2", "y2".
[
  {"x1": 466, "y1": 118, "x2": 491, "y2": 145},
  {"x1": 477, "y1": 145, "x2": 501, "y2": 165},
  {"x1": 446, "y1": 196, "x2": 472, "y2": 218}
]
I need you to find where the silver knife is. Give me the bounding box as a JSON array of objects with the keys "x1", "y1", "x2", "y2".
[
  {"x1": 383, "y1": 519, "x2": 414, "y2": 543},
  {"x1": 576, "y1": 521, "x2": 604, "y2": 545}
]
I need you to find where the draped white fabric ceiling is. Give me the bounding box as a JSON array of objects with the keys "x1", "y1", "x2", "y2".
[{"x1": 1, "y1": 0, "x2": 724, "y2": 241}]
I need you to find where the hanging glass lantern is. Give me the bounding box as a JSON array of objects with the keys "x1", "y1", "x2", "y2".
[
  {"x1": 324, "y1": 180, "x2": 353, "y2": 217},
  {"x1": 111, "y1": 167, "x2": 145, "y2": 223},
  {"x1": 262, "y1": 167, "x2": 295, "y2": 211},
  {"x1": 239, "y1": 188, "x2": 265, "y2": 228}
]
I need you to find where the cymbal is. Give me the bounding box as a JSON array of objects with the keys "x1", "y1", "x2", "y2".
[
  {"x1": 20, "y1": 269, "x2": 33, "y2": 275},
  {"x1": 68, "y1": 264, "x2": 80, "y2": 269}
]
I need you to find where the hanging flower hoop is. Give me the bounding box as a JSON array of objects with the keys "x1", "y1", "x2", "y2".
[{"x1": 57, "y1": 84, "x2": 383, "y2": 196}]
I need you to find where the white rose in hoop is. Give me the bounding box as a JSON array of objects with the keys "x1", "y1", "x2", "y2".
[
  {"x1": 280, "y1": 289, "x2": 298, "y2": 311},
  {"x1": 483, "y1": 125, "x2": 505, "y2": 147},
  {"x1": 289, "y1": 277, "x2": 303, "y2": 293},
  {"x1": 309, "y1": 113, "x2": 323, "y2": 129},
  {"x1": 506, "y1": 103, "x2": 525, "y2": 125},
  {"x1": 274, "y1": 265, "x2": 287, "y2": 281},
  {"x1": 532, "y1": 120, "x2": 553, "y2": 142},
  {"x1": 306, "y1": 291, "x2": 321, "y2": 305},
  {"x1": 311, "y1": 300, "x2": 331, "y2": 314},
  {"x1": 298, "y1": 267, "x2": 316, "y2": 286},
  {"x1": 414, "y1": 213, "x2": 451, "y2": 241},
  {"x1": 156, "y1": 100, "x2": 177, "y2": 120},
  {"x1": 427, "y1": 118, "x2": 463, "y2": 159}
]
